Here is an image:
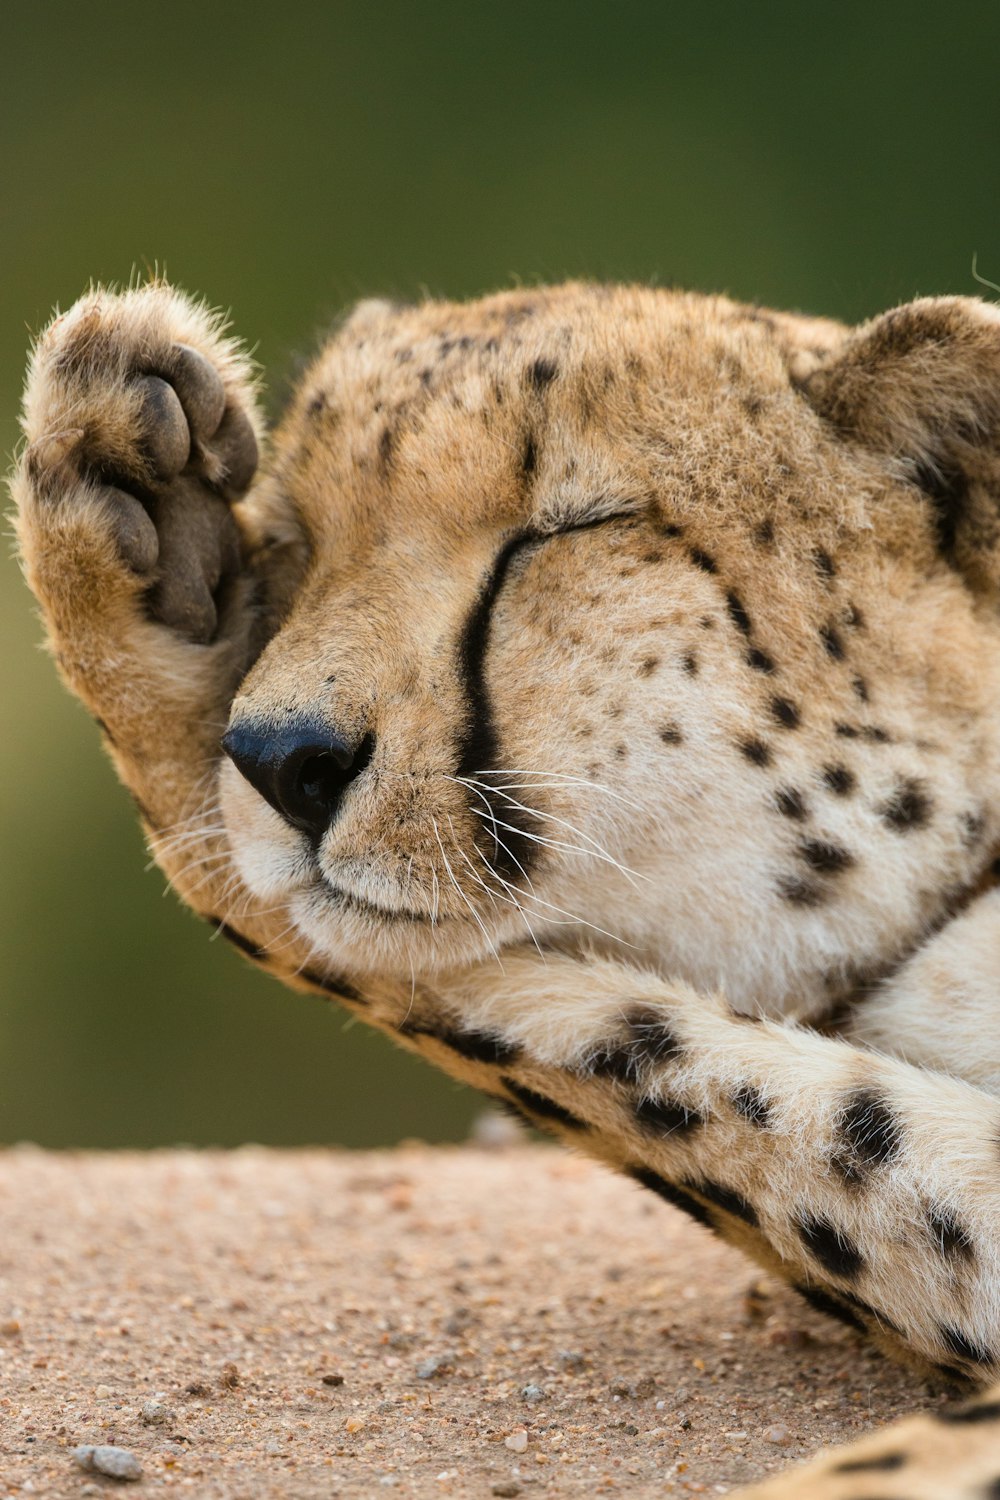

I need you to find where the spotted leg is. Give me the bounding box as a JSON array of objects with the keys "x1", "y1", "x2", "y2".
[{"x1": 398, "y1": 946, "x2": 1000, "y2": 1387}]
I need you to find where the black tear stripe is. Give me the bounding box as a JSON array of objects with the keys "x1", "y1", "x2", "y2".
[
  {"x1": 627, "y1": 1166, "x2": 716, "y2": 1230},
  {"x1": 501, "y1": 1077, "x2": 587, "y2": 1131},
  {"x1": 797, "y1": 1212, "x2": 865, "y2": 1279},
  {"x1": 454, "y1": 532, "x2": 543, "y2": 884},
  {"x1": 400, "y1": 1021, "x2": 520, "y2": 1067}
]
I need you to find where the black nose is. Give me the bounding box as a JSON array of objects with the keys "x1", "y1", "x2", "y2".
[{"x1": 221, "y1": 720, "x2": 374, "y2": 840}]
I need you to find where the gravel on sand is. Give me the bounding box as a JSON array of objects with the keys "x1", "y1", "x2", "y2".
[{"x1": 0, "y1": 1137, "x2": 956, "y2": 1497}]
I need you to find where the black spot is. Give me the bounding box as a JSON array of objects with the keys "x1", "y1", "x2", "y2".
[
  {"x1": 879, "y1": 777, "x2": 932, "y2": 833},
  {"x1": 747, "y1": 647, "x2": 775, "y2": 674},
  {"x1": 940, "y1": 1325, "x2": 995, "y2": 1366},
  {"x1": 207, "y1": 916, "x2": 268, "y2": 963},
  {"x1": 822, "y1": 764, "x2": 856, "y2": 796},
  {"x1": 726, "y1": 591, "x2": 752, "y2": 635},
  {"x1": 502, "y1": 1078, "x2": 586, "y2": 1131},
  {"x1": 819, "y1": 622, "x2": 846, "y2": 660},
  {"x1": 689, "y1": 547, "x2": 717, "y2": 573},
  {"x1": 731, "y1": 1084, "x2": 772, "y2": 1128},
  {"x1": 833, "y1": 1451, "x2": 906, "y2": 1475},
  {"x1": 299, "y1": 966, "x2": 366, "y2": 1005},
  {"x1": 813, "y1": 548, "x2": 836, "y2": 582},
  {"x1": 775, "y1": 787, "x2": 807, "y2": 821},
  {"x1": 852, "y1": 675, "x2": 869, "y2": 702},
  {"x1": 585, "y1": 1006, "x2": 683, "y2": 1083},
  {"x1": 844, "y1": 603, "x2": 865, "y2": 629},
  {"x1": 527, "y1": 357, "x2": 558, "y2": 390},
  {"x1": 835, "y1": 722, "x2": 860, "y2": 739},
  {"x1": 935, "y1": 1399, "x2": 1000, "y2": 1425},
  {"x1": 982, "y1": 1477, "x2": 1000, "y2": 1500},
  {"x1": 834, "y1": 1090, "x2": 902, "y2": 1180},
  {"x1": 681, "y1": 652, "x2": 698, "y2": 676},
  {"x1": 637, "y1": 655, "x2": 660, "y2": 677},
  {"x1": 794, "y1": 1284, "x2": 866, "y2": 1332},
  {"x1": 770, "y1": 696, "x2": 801, "y2": 729},
  {"x1": 753, "y1": 519, "x2": 775, "y2": 546},
  {"x1": 377, "y1": 423, "x2": 396, "y2": 473},
  {"x1": 628, "y1": 1167, "x2": 715, "y2": 1229},
  {"x1": 634, "y1": 1093, "x2": 704, "y2": 1135},
  {"x1": 658, "y1": 521, "x2": 684, "y2": 538},
  {"x1": 928, "y1": 1206, "x2": 975, "y2": 1262},
  {"x1": 400, "y1": 1021, "x2": 520, "y2": 1067},
  {"x1": 861, "y1": 725, "x2": 891, "y2": 744},
  {"x1": 659, "y1": 722, "x2": 683, "y2": 745},
  {"x1": 799, "y1": 839, "x2": 855, "y2": 875},
  {"x1": 914, "y1": 456, "x2": 968, "y2": 560},
  {"x1": 779, "y1": 876, "x2": 824, "y2": 907},
  {"x1": 522, "y1": 432, "x2": 537, "y2": 477},
  {"x1": 739, "y1": 737, "x2": 772, "y2": 767},
  {"x1": 684, "y1": 1178, "x2": 758, "y2": 1225},
  {"x1": 797, "y1": 1213, "x2": 865, "y2": 1278}
]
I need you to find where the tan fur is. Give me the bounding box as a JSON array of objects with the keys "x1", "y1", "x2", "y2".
[{"x1": 13, "y1": 278, "x2": 1000, "y2": 1496}]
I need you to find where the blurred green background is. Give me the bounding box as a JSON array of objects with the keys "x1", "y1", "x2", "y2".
[{"x1": 2, "y1": 0, "x2": 998, "y2": 1147}]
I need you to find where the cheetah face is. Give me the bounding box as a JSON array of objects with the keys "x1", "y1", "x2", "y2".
[{"x1": 218, "y1": 284, "x2": 1000, "y2": 992}]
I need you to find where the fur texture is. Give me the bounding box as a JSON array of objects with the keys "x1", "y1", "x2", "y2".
[{"x1": 14, "y1": 278, "x2": 1000, "y2": 1495}]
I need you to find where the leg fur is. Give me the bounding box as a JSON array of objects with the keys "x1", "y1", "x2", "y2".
[
  {"x1": 733, "y1": 1384, "x2": 1000, "y2": 1497},
  {"x1": 398, "y1": 948, "x2": 1000, "y2": 1385}
]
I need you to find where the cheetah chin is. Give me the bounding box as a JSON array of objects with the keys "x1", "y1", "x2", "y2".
[{"x1": 14, "y1": 276, "x2": 1000, "y2": 1496}]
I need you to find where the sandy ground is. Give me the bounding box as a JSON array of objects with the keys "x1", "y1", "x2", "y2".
[{"x1": 0, "y1": 1135, "x2": 960, "y2": 1499}]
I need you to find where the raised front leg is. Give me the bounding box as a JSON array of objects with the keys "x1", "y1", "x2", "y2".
[{"x1": 12, "y1": 282, "x2": 273, "y2": 918}]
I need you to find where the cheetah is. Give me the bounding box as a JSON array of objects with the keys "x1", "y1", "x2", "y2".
[{"x1": 13, "y1": 276, "x2": 1000, "y2": 1496}]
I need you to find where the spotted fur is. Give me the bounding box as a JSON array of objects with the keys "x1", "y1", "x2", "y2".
[{"x1": 14, "y1": 279, "x2": 1000, "y2": 1497}]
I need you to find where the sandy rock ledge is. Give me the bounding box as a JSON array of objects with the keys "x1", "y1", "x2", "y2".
[{"x1": 0, "y1": 1141, "x2": 953, "y2": 1497}]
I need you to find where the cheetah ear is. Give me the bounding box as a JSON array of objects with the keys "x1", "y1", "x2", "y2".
[{"x1": 800, "y1": 295, "x2": 1000, "y2": 594}]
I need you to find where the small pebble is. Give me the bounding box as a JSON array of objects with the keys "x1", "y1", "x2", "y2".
[
  {"x1": 74, "y1": 1445, "x2": 143, "y2": 1481},
  {"x1": 492, "y1": 1484, "x2": 522, "y2": 1498},
  {"x1": 557, "y1": 1349, "x2": 585, "y2": 1371},
  {"x1": 1, "y1": 1318, "x2": 21, "y2": 1336},
  {"x1": 95, "y1": 1384, "x2": 111, "y2": 1400},
  {"x1": 521, "y1": 1383, "x2": 544, "y2": 1403},
  {"x1": 220, "y1": 1360, "x2": 240, "y2": 1388},
  {"x1": 764, "y1": 1423, "x2": 792, "y2": 1445},
  {"x1": 322, "y1": 1373, "x2": 345, "y2": 1386},
  {"x1": 416, "y1": 1355, "x2": 450, "y2": 1379},
  {"x1": 504, "y1": 1428, "x2": 528, "y2": 1453},
  {"x1": 141, "y1": 1399, "x2": 174, "y2": 1425},
  {"x1": 345, "y1": 1414, "x2": 366, "y2": 1433}
]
